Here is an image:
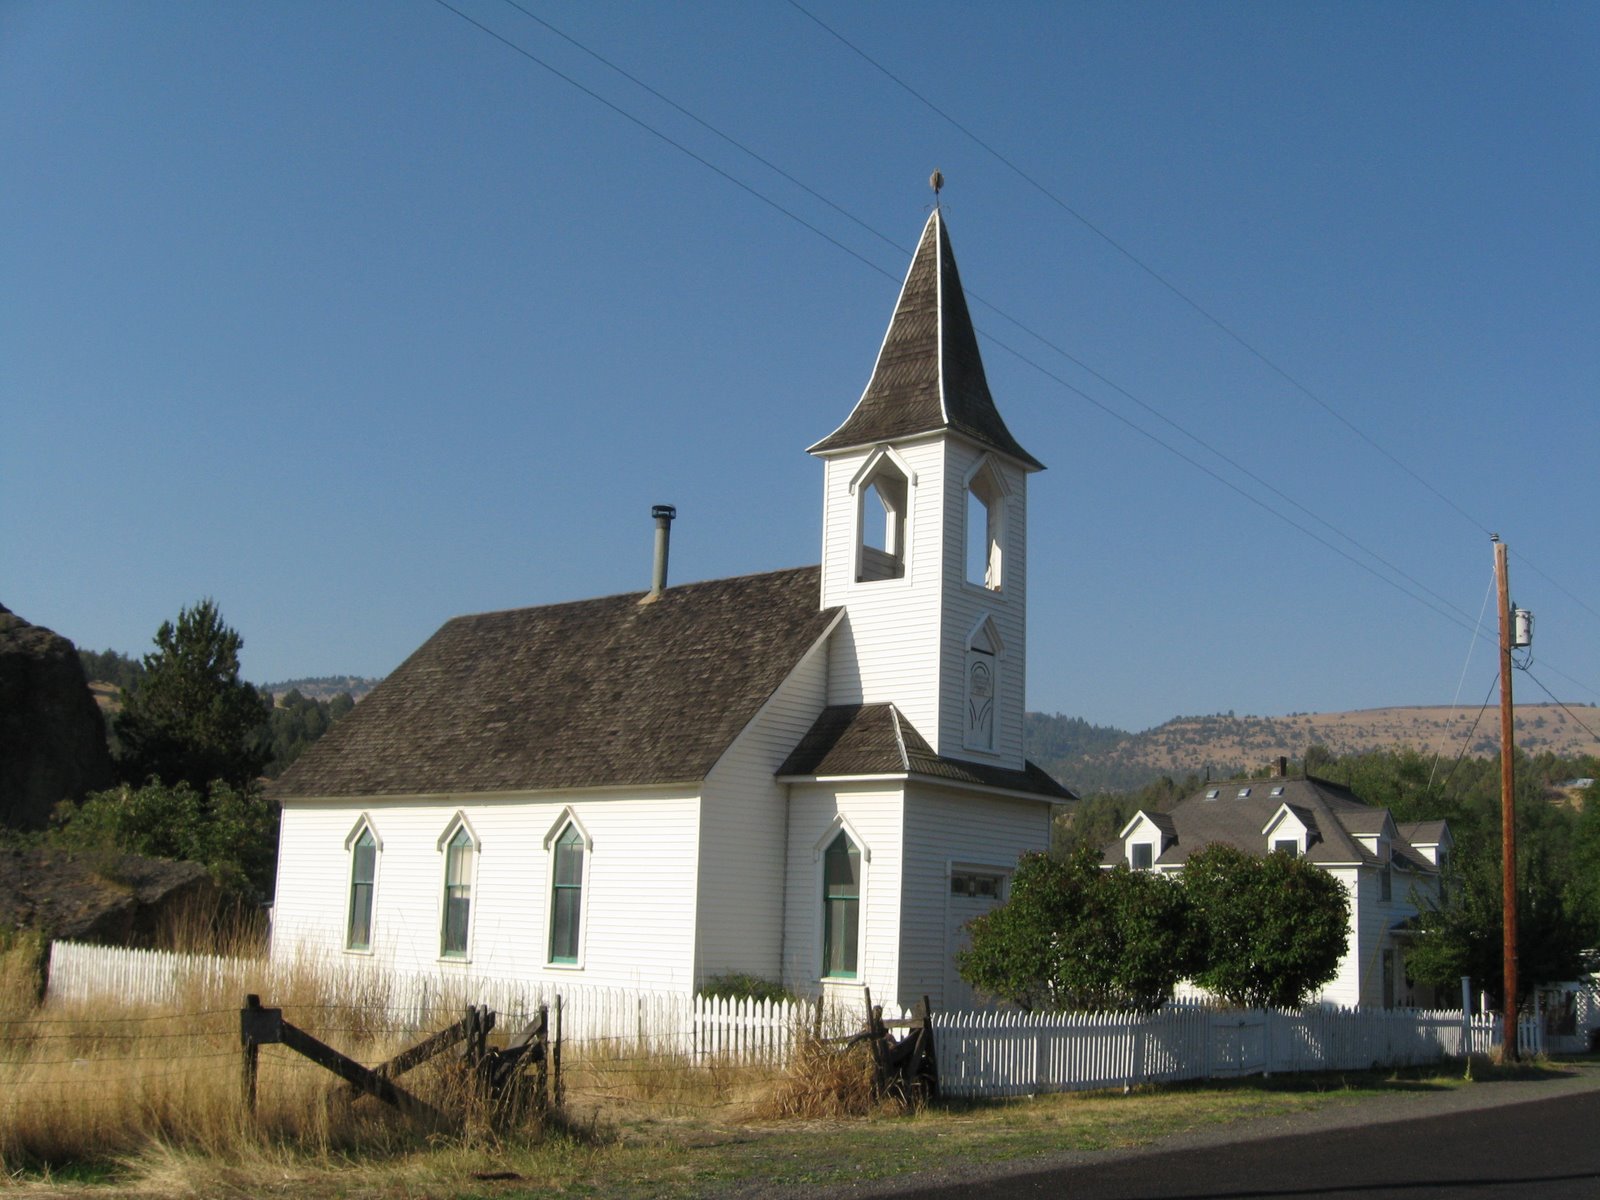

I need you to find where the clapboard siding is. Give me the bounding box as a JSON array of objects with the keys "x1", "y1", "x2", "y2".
[
  {"x1": 273, "y1": 787, "x2": 701, "y2": 993},
  {"x1": 696, "y1": 628, "x2": 832, "y2": 984},
  {"x1": 1319, "y1": 867, "x2": 1363, "y2": 1008},
  {"x1": 899, "y1": 785, "x2": 1052, "y2": 1008},
  {"x1": 936, "y1": 440, "x2": 1028, "y2": 768},
  {"x1": 819, "y1": 442, "x2": 946, "y2": 743},
  {"x1": 781, "y1": 782, "x2": 905, "y2": 1003}
]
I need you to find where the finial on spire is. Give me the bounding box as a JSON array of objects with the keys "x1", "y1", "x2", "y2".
[{"x1": 930, "y1": 169, "x2": 944, "y2": 207}]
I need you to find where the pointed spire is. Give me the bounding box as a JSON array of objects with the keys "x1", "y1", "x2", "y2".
[{"x1": 809, "y1": 210, "x2": 1043, "y2": 470}]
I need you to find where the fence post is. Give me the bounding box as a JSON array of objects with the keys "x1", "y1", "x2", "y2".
[
  {"x1": 553, "y1": 995, "x2": 564, "y2": 1110},
  {"x1": 241, "y1": 993, "x2": 262, "y2": 1117}
]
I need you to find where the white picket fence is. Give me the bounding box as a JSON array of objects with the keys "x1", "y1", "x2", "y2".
[
  {"x1": 932, "y1": 1004, "x2": 1540, "y2": 1098},
  {"x1": 45, "y1": 942, "x2": 1540, "y2": 1095},
  {"x1": 42, "y1": 941, "x2": 877, "y2": 1061}
]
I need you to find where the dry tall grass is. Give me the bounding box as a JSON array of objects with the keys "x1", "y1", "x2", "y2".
[
  {"x1": 0, "y1": 932, "x2": 844, "y2": 1182},
  {"x1": 0, "y1": 931, "x2": 555, "y2": 1174}
]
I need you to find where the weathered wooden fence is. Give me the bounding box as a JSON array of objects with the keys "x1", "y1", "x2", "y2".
[{"x1": 47, "y1": 942, "x2": 1550, "y2": 1098}]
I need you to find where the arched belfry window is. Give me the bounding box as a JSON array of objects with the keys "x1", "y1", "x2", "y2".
[
  {"x1": 851, "y1": 448, "x2": 912, "y2": 583},
  {"x1": 965, "y1": 457, "x2": 1009, "y2": 591},
  {"x1": 964, "y1": 615, "x2": 1004, "y2": 753}
]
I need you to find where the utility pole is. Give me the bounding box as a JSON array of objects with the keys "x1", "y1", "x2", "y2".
[{"x1": 1494, "y1": 536, "x2": 1518, "y2": 1061}]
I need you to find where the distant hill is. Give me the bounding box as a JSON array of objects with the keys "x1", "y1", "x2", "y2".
[
  {"x1": 261, "y1": 676, "x2": 382, "y2": 702},
  {"x1": 1025, "y1": 704, "x2": 1600, "y2": 795}
]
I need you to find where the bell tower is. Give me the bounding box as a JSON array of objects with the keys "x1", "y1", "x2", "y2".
[{"x1": 809, "y1": 208, "x2": 1044, "y2": 769}]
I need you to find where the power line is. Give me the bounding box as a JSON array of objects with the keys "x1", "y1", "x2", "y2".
[
  {"x1": 785, "y1": 0, "x2": 1600, "y2": 634},
  {"x1": 428, "y1": 1, "x2": 1590, "y2": 689},
  {"x1": 1520, "y1": 667, "x2": 1600, "y2": 744},
  {"x1": 464, "y1": 1, "x2": 1487, "y2": 636}
]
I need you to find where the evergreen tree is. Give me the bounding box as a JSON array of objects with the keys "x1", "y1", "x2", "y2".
[{"x1": 114, "y1": 599, "x2": 269, "y2": 791}]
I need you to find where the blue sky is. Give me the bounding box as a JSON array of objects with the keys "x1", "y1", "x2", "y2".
[{"x1": 4, "y1": 1, "x2": 1597, "y2": 734}]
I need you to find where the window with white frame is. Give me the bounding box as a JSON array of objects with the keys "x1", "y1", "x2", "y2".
[
  {"x1": 1273, "y1": 838, "x2": 1299, "y2": 856},
  {"x1": 822, "y1": 832, "x2": 861, "y2": 978},
  {"x1": 441, "y1": 824, "x2": 475, "y2": 959},
  {"x1": 549, "y1": 823, "x2": 585, "y2": 964},
  {"x1": 346, "y1": 826, "x2": 378, "y2": 951},
  {"x1": 1131, "y1": 842, "x2": 1154, "y2": 870}
]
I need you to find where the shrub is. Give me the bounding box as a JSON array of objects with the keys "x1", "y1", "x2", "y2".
[{"x1": 698, "y1": 974, "x2": 796, "y2": 1004}]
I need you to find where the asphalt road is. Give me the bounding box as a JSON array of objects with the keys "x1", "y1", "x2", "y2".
[{"x1": 898, "y1": 1085, "x2": 1600, "y2": 1199}]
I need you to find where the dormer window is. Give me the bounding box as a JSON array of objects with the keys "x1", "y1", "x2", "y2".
[
  {"x1": 1131, "y1": 843, "x2": 1154, "y2": 870},
  {"x1": 855, "y1": 452, "x2": 909, "y2": 582},
  {"x1": 964, "y1": 457, "x2": 1008, "y2": 591},
  {"x1": 1273, "y1": 838, "x2": 1299, "y2": 856}
]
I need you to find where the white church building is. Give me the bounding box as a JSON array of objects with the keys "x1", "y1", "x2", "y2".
[{"x1": 269, "y1": 209, "x2": 1074, "y2": 1011}]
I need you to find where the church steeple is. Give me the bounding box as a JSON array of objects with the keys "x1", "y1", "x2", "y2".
[
  {"x1": 811, "y1": 206, "x2": 1043, "y2": 768},
  {"x1": 809, "y1": 210, "x2": 1043, "y2": 471}
]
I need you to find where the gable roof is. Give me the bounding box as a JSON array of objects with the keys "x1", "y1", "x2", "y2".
[
  {"x1": 777, "y1": 702, "x2": 1074, "y2": 801},
  {"x1": 1101, "y1": 775, "x2": 1442, "y2": 872},
  {"x1": 273, "y1": 567, "x2": 839, "y2": 799},
  {"x1": 807, "y1": 210, "x2": 1044, "y2": 470}
]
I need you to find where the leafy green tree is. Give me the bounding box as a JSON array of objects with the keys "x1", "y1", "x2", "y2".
[
  {"x1": 114, "y1": 599, "x2": 270, "y2": 791},
  {"x1": 54, "y1": 779, "x2": 279, "y2": 899},
  {"x1": 1183, "y1": 843, "x2": 1349, "y2": 1008},
  {"x1": 957, "y1": 848, "x2": 1197, "y2": 1012}
]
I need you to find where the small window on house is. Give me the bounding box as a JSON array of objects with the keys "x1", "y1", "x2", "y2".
[
  {"x1": 346, "y1": 828, "x2": 377, "y2": 951},
  {"x1": 823, "y1": 833, "x2": 861, "y2": 978},
  {"x1": 1379, "y1": 863, "x2": 1393, "y2": 902},
  {"x1": 1273, "y1": 838, "x2": 1299, "y2": 856},
  {"x1": 1205, "y1": 788, "x2": 1221, "y2": 800},
  {"x1": 549, "y1": 824, "x2": 584, "y2": 964},
  {"x1": 1237, "y1": 787, "x2": 1252, "y2": 798},
  {"x1": 1270, "y1": 786, "x2": 1286, "y2": 797},
  {"x1": 965, "y1": 463, "x2": 1005, "y2": 590},
  {"x1": 950, "y1": 872, "x2": 1003, "y2": 898},
  {"x1": 1131, "y1": 843, "x2": 1154, "y2": 870},
  {"x1": 856, "y1": 457, "x2": 908, "y2": 582},
  {"x1": 441, "y1": 826, "x2": 474, "y2": 959}
]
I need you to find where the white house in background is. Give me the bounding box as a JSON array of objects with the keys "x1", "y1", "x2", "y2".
[
  {"x1": 1103, "y1": 762, "x2": 1452, "y2": 1008},
  {"x1": 269, "y1": 209, "x2": 1074, "y2": 1011}
]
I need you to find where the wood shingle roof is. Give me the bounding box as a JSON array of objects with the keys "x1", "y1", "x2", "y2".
[
  {"x1": 807, "y1": 210, "x2": 1044, "y2": 470},
  {"x1": 778, "y1": 702, "x2": 1074, "y2": 800},
  {"x1": 272, "y1": 566, "x2": 839, "y2": 799}
]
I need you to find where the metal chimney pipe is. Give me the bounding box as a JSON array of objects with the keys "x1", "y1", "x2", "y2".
[{"x1": 649, "y1": 504, "x2": 676, "y2": 599}]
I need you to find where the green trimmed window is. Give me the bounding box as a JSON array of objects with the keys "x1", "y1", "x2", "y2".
[
  {"x1": 346, "y1": 828, "x2": 377, "y2": 950},
  {"x1": 550, "y1": 824, "x2": 584, "y2": 964},
  {"x1": 441, "y1": 826, "x2": 473, "y2": 958},
  {"x1": 822, "y1": 832, "x2": 860, "y2": 979}
]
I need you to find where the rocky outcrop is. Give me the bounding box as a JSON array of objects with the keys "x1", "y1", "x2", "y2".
[
  {"x1": 0, "y1": 847, "x2": 216, "y2": 945},
  {"x1": 0, "y1": 603, "x2": 115, "y2": 830}
]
